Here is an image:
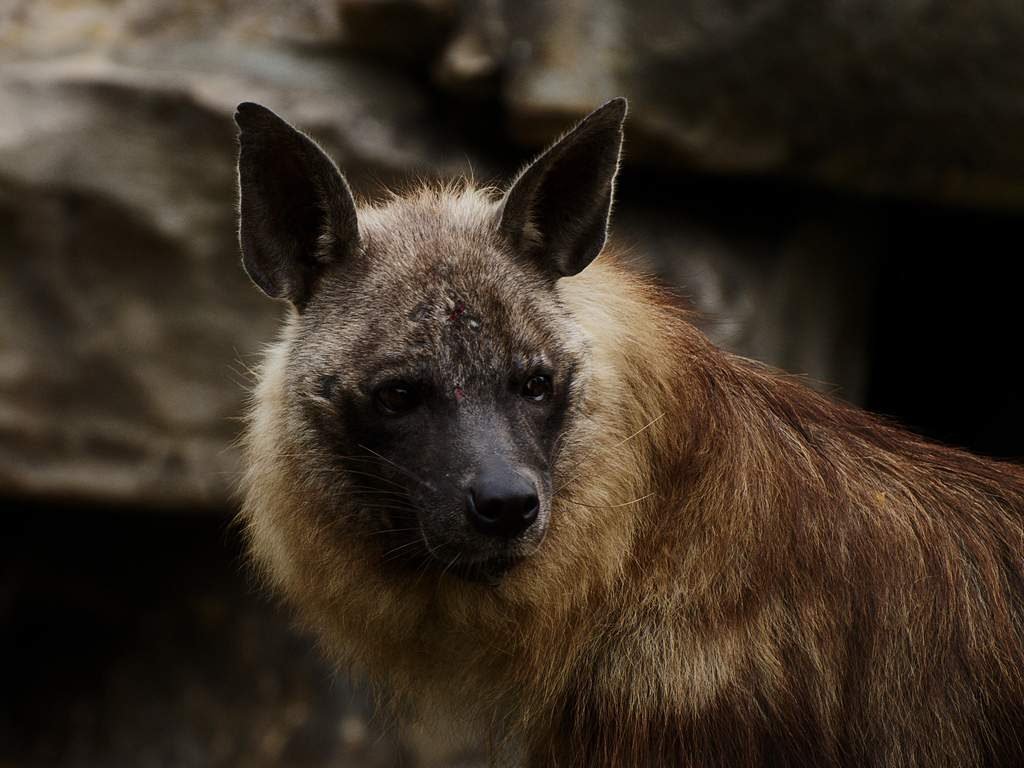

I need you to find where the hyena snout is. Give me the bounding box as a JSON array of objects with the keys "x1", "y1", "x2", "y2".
[{"x1": 466, "y1": 463, "x2": 539, "y2": 540}]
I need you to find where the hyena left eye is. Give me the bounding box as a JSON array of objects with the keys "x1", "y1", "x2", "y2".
[
  {"x1": 375, "y1": 382, "x2": 421, "y2": 415},
  {"x1": 522, "y1": 374, "x2": 553, "y2": 402}
]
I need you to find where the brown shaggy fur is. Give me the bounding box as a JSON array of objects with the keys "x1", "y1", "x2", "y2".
[{"x1": 239, "y1": 140, "x2": 1024, "y2": 767}]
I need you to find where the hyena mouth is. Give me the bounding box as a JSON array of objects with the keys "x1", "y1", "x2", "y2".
[
  {"x1": 451, "y1": 555, "x2": 524, "y2": 585},
  {"x1": 374, "y1": 526, "x2": 526, "y2": 585}
]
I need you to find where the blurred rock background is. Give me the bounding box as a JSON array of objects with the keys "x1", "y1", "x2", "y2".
[{"x1": 1, "y1": 1, "x2": 1021, "y2": 766}]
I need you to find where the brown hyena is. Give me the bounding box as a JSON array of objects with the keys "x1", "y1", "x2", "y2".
[{"x1": 234, "y1": 99, "x2": 1024, "y2": 766}]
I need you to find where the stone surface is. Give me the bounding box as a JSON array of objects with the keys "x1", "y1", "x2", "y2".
[
  {"x1": 339, "y1": 0, "x2": 458, "y2": 61},
  {"x1": 446, "y1": 0, "x2": 1024, "y2": 209}
]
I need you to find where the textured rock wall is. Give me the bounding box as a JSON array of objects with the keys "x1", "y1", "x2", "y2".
[{"x1": 488, "y1": 0, "x2": 1024, "y2": 208}]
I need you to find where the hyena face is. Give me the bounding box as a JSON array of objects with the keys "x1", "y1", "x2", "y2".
[
  {"x1": 236, "y1": 99, "x2": 625, "y2": 583},
  {"x1": 291, "y1": 208, "x2": 590, "y2": 582}
]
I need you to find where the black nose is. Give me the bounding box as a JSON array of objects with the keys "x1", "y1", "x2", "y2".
[{"x1": 467, "y1": 468, "x2": 539, "y2": 539}]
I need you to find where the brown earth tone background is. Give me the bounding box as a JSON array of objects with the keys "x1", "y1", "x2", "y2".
[{"x1": 2, "y1": 1, "x2": 1022, "y2": 766}]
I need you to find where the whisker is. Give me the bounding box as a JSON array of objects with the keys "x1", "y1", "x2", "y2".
[
  {"x1": 419, "y1": 529, "x2": 446, "y2": 562},
  {"x1": 347, "y1": 487, "x2": 414, "y2": 498},
  {"x1": 552, "y1": 412, "x2": 665, "y2": 496},
  {"x1": 410, "y1": 554, "x2": 433, "y2": 592},
  {"x1": 361, "y1": 526, "x2": 421, "y2": 538},
  {"x1": 339, "y1": 468, "x2": 408, "y2": 490},
  {"x1": 558, "y1": 491, "x2": 657, "y2": 510},
  {"x1": 336, "y1": 455, "x2": 411, "y2": 469},
  {"x1": 257, "y1": 453, "x2": 426, "y2": 493},
  {"x1": 382, "y1": 538, "x2": 425, "y2": 562},
  {"x1": 265, "y1": 454, "x2": 396, "y2": 469},
  {"x1": 356, "y1": 504, "x2": 420, "y2": 515},
  {"x1": 358, "y1": 444, "x2": 437, "y2": 492},
  {"x1": 437, "y1": 552, "x2": 462, "y2": 586}
]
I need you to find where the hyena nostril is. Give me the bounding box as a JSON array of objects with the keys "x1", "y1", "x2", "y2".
[{"x1": 466, "y1": 469, "x2": 539, "y2": 539}]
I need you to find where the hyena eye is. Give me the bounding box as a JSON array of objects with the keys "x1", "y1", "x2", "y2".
[
  {"x1": 522, "y1": 374, "x2": 553, "y2": 402},
  {"x1": 374, "y1": 382, "x2": 421, "y2": 415}
]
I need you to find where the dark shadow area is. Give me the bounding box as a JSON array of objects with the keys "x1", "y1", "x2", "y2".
[
  {"x1": 0, "y1": 503, "x2": 409, "y2": 768},
  {"x1": 864, "y1": 204, "x2": 1024, "y2": 460}
]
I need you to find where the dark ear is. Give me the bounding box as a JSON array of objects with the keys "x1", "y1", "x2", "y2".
[
  {"x1": 499, "y1": 98, "x2": 626, "y2": 278},
  {"x1": 235, "y1": 102, "x2": 360, "y2": 305}
]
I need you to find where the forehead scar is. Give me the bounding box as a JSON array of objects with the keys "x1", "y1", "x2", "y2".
[
  {"x1": 448, "y1": 299, "x2": 466, "y2": 322},
  {"x1": 454, "y1": 385, "x2": 465, "y2": 402}
]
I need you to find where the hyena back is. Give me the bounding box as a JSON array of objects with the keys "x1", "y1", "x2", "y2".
[{"x1": 235, "y1": 99, "x2": 1024, "y2": 766}]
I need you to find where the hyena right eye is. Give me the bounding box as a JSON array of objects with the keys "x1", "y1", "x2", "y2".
[
  {"x1": 374, "y1": 382, "x2": 422, "y2": 416},
  {"x1": 522, "y1": 374, "x2": 553, "y2": 402}
]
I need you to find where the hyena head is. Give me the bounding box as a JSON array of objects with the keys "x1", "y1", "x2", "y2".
[{"x1": 236, "y1": 99, "x2": 625, "y2": 585}]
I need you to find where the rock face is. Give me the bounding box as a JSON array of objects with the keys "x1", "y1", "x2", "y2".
[{"x1": 471, "y1": 0, "x2": 1024, "y2": 209}]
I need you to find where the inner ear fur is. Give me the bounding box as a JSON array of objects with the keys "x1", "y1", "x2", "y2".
[
  {"x1": 235, "y1": 102, "x2": 360, "y2": 305},
  {"x1": 499, "y1": 97, "x2": 627, "y2": 278}
]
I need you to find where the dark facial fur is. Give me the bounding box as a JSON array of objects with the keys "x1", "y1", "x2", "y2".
[{"x1": 288, "y1": 190, "x2": 589, "y2": 581}]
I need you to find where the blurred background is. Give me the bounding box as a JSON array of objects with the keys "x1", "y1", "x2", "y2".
[{"x1": 1, "y1": 1, "x2": 1022, "y2": 766}]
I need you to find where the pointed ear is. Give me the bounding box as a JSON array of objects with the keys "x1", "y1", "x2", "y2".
[
  {"x1": 235, "y1": 102, "x2": 360, "y2": 305},
  {"x1": 499, "y1": 98, "x2": 627, "y2": 278}
]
